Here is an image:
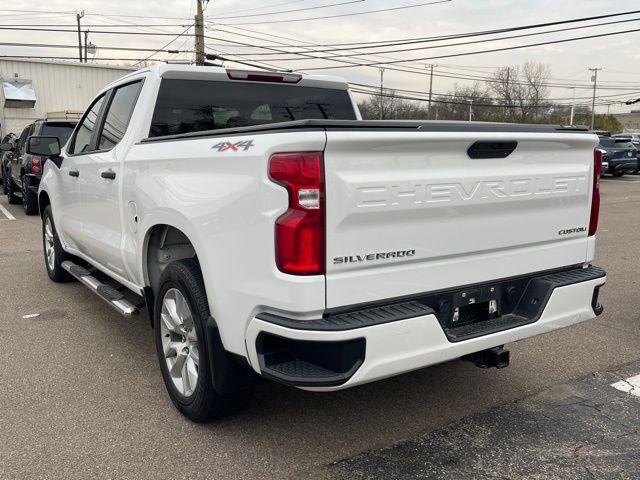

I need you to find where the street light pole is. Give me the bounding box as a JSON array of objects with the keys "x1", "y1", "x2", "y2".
[
  {"x1": 379, "y1": 67, "x2": 385, "y2": 120},
  {"x1": 84, "y1": 30, "x2": 89, "y2": 63},
  {"x1": 588, "y1": 67, "x2": 602, "y2": 130},
  {"x1": 568, "y1": 87, "x2": 576, "y2": 125},
  {"x1": 76, "y1": 11, "x2": 84, "y2": 63},
  {"x1": 468, "y1": 99, "x2": 473, "y2": 122},
  {"x1": 426, "y1": 63, "x2": 436, "y2": 118}
]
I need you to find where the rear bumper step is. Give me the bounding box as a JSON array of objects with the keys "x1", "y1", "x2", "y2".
[
  {"x1": 62, "y1": 261, "x2": 140, "y2": 317},
  {"x1": 250, "y1": 265, "x2": 605, "y2": 388}
]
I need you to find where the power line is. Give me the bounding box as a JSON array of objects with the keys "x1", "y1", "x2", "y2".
[
  {"x1": 350, "y1": 86, "x2": 628, "y2": 109},
  {"x1": 0, "y1": 8, "x2": 192, "y2": 20},
  {"x1": 0, "y1": 26, "x2": 200, "y2": 36},
  {"x1": 350, "y1": 81, "x2": 640, "y2": 104},
  {"x1": 206, "y1": 28, "x2": 640, "y2": 90},
  {"x1": 134, "y1": 25, "x2": 195, "y2": 66},
  {"x1": 232, "y1": 15, "x2": 640, "y2": 61},
  {"x1": 0, "y1": 55, "x2": 192, "y2": 61},
  {"x1": 213, "y1": 0, "x2": 452, "y2": 25},
  {"x1": 210, "y1": 0, "x2": 365, "y2": 20},
  {"x1": 214, "y1": 9, "x2": 640, "y2": 55},
  {"x1": 301, "y1": 27, "x2": 640, "y2": 70},
  {"x1": 0, "y1": 41, "x2": 194, "y2": 53}
]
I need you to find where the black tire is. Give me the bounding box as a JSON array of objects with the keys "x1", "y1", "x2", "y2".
[
  {"x1": 154, "y1": 259, "x2": 254, "y2": 422},
  {"x1": 6, "y1": 176, "x2": 20, "y2": 204},
  {"x1": 1, "y1": 167, "x2": 7, "y2": 195},
  {"x1": 612, "y1": 171, "x2": 625, "y2": 177},
  {"x1": 22, "y1": 177, "x2": 38, "y2": 215},
  {"x1": 42, "y1": 206, "x2": 74, "y2": 282}
]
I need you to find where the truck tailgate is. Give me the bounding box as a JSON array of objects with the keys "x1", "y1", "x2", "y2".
[{"x1": 324, "y1": 130, "x2": 598, "y2": 308}]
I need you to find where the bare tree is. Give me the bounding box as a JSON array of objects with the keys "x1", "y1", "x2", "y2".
[
  {"x1": 489, "y1": 62, "x2": 550, "y2": 123},
  {"x1": 358, "y1": 90, "x2": 430, "y2": 120}
]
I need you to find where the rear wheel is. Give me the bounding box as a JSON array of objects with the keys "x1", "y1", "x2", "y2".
[
  {"x1": 22, "y1": 177, "x2": 38, "y2": 215},
  {"x1": 6, "y1": 176, "x2": 20, "y2": 204},
  {"x1": 154, "y1": 259, "x2": 254, "y2": 422},
  {"x1": 1, "y1": 167, "x2": 7, "y2": 195},
  {"x1": 612, "y1": 171, "x2": 625, "y2": 177},
  {"x1": 42, "y1": 206, "x2": 74, "y2": 282}
]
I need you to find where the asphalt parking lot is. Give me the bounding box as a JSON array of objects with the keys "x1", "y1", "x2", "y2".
[{"x1": 1, "y1": 176, "x2": 639, "y2": 480}]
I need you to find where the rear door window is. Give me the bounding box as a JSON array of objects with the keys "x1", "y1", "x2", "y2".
[
  {"x1": 98, "y1": 81, "x2": 143, "y2": 150},
  {"x1": 149, "y1": 79, "x2": 356, "y2": 137}
]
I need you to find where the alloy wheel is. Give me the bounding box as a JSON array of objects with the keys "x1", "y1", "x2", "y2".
[{"x1": 160, "y1": 288, "x2": 200, "y2": 397}]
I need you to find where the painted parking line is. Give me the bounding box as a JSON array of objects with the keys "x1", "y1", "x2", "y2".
[
  {"x1": 611, "y1": 373, "x2": 640, "y2": 396},
  {"x1": 0, "y1": 202, "x2": 16, "y2": 220}
]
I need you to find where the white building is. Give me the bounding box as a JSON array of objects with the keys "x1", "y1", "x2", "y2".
[{"x1": 0, "y1": 59, "x2": 135, "y2": 137}]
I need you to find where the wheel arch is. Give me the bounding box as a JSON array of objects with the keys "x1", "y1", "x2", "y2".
[
  {"x1": 38, "y1": 190, "x2": 51, "y2": 217},
  {"x1": 143, "y1": 223, "x2": 201, "y2": 326}
]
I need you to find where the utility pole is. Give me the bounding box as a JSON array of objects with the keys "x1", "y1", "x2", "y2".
[
  {"x1": 379, "y1": 67, "x2": 385, "y2": 120},
  {"x1": 83, "y1": 30, "x2": 89, "y2": 63},
  {"x1": 426, "y1": 64, "x2": 436, "y2": 118},
  {"x1": 468, "y1": 99, "x2": 473, "y2": 122},
  {"x1": 588, "y1": 67, "x2": 602, "y2": 130},
  {"x1": 568, "y1": 87, "x2": 576, "y2": 125},
  {"x1": 195, "y1": 0, "x2": 207, "y2": 66},
  {"x1": 76, "y1": 11, "x2": 84, "y2": 63}
]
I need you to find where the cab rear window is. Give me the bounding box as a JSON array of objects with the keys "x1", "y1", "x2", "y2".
[{"x1": 149, "y1": 79, "x2": 356, "y2": 137}]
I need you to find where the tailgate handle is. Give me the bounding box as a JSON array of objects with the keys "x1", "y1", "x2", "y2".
[{"x1": 467, "y1": 141, "x2": 517, "y2": 159}]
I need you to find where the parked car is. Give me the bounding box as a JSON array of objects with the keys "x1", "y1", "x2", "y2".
[
  {"x1": 5, "y1": 119, "x2": 76, "y2": 214},
  {"x1": 21, "y1": 65, "x2": 605, "y2": 421},
  {"x1": 613, "y1": 133, "x2": 640, "y2": 174},
  {"x1": 596, "y1": 147, "x2": 609, "y2": 175},
  {"x1": 1, "y1": 133, "x2": 17, "y2": 195},
  {"x1": 597, "y1": 135, "x2": 638, "y2": 177}
]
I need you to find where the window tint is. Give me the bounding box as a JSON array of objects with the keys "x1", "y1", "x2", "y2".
[
  {"x1": 70, "y1": 95, "x2": 105, "y2": 154},
  {"x1": 41, "y1": 122, "x2": 77, "y2": 147},
  {"x1": 98, "y1": 81, "x2": 143, "y2": 150},
  {"x1": 149, "y1": 79, "x2": 356, "y2": 137},
  {"x1": 18, "y1": 125, "x2": 31, "y2": 155}
]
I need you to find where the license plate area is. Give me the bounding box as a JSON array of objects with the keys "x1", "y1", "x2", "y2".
[{"x1": 452, "y1": 287, "x2": 499, "y2": 327}]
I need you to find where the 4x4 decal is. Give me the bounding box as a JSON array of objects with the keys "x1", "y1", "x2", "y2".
[{"x1": 211, "y1": 140, "x2": 255, "y2": 152}]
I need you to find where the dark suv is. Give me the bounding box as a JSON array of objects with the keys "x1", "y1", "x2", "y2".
[
  {"x1": 598, "y1": 135, "x2": 638, "y2": 177},
  {"x1": 5, "y1": 119, "x2": 76, "y2": 214},
  {"x1": 613, "y1": 133, "x2": 640, "y2": 174}
]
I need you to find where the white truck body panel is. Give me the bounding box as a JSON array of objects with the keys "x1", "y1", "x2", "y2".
[
  {"x1": 38, "y1": 64, "x2": 605, "y2": 393},
  {"x1": 324, "y1": 130, "x2": 597, "y2": 307}
]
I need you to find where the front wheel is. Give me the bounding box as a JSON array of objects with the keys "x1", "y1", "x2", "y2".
[
  {"x1": 42, "y1": 206, "x2": 74, "y2": 282},
  {"x1": 154, "y1": 259, "x2": 254, "y2": 422}
]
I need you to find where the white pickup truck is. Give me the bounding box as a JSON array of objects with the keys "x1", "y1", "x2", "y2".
[{"x1": 24, "y1": 65, "x2": 606, "y2": 422}]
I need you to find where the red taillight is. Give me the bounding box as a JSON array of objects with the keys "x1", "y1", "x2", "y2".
[
  {"x1": 269, "y1": 152, "x2": 325, "y2": 275},
  {"x1": 589, "y1": 149, "x2": 602, "y2": 236},
  {"x1": 29, "y1": 156, "x2": 42, "y2": 174}
]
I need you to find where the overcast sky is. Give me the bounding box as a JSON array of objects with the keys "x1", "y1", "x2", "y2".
[{"x1": 2, "y1": 0, "x2": 640, "y2": 114}]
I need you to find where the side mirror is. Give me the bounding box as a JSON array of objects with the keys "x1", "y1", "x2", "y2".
[
  {"x1": 0, "y1": 142, "x2": 14, "y2": 152},
  {"x1": 26, "y1": 136, "x2": 61, "y2": 157}
]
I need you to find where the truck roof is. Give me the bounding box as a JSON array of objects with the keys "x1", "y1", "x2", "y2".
[{"x1": 105, "y1": 64, "x2": 350, "y2": 92}]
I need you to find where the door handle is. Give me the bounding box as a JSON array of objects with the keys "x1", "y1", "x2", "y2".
[
  {"x1": 101, "y1": 170, "x2": 116, "y2": 180},
  {"x1": 69, "y1": 169, "x2": 79, "y2": 177}
]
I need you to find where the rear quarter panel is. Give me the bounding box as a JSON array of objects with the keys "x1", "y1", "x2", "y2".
[{"x1": 122, "y1": 131, "x2": 327, "y2": 355}]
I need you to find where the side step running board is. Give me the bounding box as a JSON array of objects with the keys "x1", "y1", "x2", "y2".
[{"x1": 62, "y1": 261, "x2": 139, "y2": 317}]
